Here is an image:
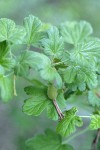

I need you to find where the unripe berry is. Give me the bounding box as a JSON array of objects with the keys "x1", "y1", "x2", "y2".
[{"x1": 47, "y1": 85, "x2": 58, "y2": 100}]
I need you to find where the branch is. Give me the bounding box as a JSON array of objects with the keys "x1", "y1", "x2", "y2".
[
  {"x1": 53, "y1": 99, "x2": 64, "y2": 120},
  {"x1": 91, "y1": 128, "x2": 100, "y2": 150}
]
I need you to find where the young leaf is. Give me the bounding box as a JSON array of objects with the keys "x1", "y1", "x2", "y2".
[
  {"x1": 23, "y1": 15, "x2": 42, "y2": 46},
  {"x1": 72, "y1": 38, "x2": 100, "y2": 66},
  {"x1": 0, "y1": 18, "x2": 25, "y2": 44},
  {"x1": 23, "y1": 87, "x2": 50, "y2": 116},
  {"x1": 88, "y1": 90, "x2": 100, "y2": 107},
  {"x1": 42, "y1": 26, "x2": 64, "y2": 59},
  {"x1": 56, "y1": 107, "x2": 83, "y2": 137},
  {"x1": 63, "y1": 65, "x2": 97, "y2": 89},
  {"x1": 89, "y1": 115, "x2": 100, "y2": 130},
  {"x1": 60, "y1": 21, "x2": 93, "y2": 44},
  {"x1": 0, "y1": 75, "x2": 13, "y2": 102},
  {"x1": 26, "y1": 129, "x2": 74, "y2": 150}
]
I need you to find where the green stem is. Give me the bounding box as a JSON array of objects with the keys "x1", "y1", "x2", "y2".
[
  {"x1": 80, "y1": 115, "x2": 91, "y2": 118},
  {"x1": 62, "y1": 127, "x2": 89, "y2": 144},
  {"x1": 13, "y1": 75, "x2": 17, "y2": 96}
]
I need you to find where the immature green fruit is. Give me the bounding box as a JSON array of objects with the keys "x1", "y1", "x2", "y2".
[{"x1": 47, "y1": 85, "x2": 58, "y2": 100}]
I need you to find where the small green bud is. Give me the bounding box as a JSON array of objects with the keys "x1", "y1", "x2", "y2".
[{"x1": 47, "y1": 85, "x2": 58, "y2": 100}]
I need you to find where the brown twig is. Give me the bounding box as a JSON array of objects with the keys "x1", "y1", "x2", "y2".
[
  {"x1": 95, "y1": 92, "x2": 100, "y2": 98},
  {"x1": 91, "y1": 128, "x2": 100, "y2": 150},
  {"x1": 53, "y1": 99, "x2": 64, "y2": 120}
]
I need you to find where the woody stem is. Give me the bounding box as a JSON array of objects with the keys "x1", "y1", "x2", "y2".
[{"x1": 53, "y1": 99, "x2": 64, "y2": 120}]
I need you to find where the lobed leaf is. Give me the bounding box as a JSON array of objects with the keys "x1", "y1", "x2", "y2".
[
  {"x1": 88, "y1": 90, "x2": 100, "y2": 107},
  {"x1": 63, "y1": 65, "x2": 97, "y2": 90},
  {"x1": 56, "y1": 107, "x2": 83, "y2": 136},
  {"x1": 26, "y1": 129, "x2": 74, "y2": 150},
  {"x1": 23, "y1": 15, "x2": 42, "y2": 46},
  {"x1": 0, "y1": 18, "x2": 26, "y2": 44},
  {"x1": 60, "y1": 21, "x2": 93, "y2": 44},
  {"x1": 42, "y1": 26, "x2": 64, "y2": 59},
  {"x1": 89, "y1": 115, "x2": 100, "y2": 130},
  {"x1": 15, "y1": 50, "x2": 51, "y2": 76},
  {"x1": 23, "y1": 87, "x2": 50, "y2": 116}
]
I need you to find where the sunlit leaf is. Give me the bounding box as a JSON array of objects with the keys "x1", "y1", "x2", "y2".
[
  {"x1": 42, "y1": 26, "x2": 64, "y2": 59},
  {"x1": 60, "y1": 21, "x2": 93, "y2": 44},
  {"x1": 0, "y1": 18, "x2": 26, "y2": 44},
  {"x1": 23, "y1": 15, "x2": 42, "y2": 46}
]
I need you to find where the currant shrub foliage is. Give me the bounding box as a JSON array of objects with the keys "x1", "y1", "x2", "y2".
[{"x1": 0, "y1": 15, "x2": 100, "y2": 149}]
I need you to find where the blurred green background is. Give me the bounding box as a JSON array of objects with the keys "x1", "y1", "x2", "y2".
[{"x1": 0, "y1": 0, "x2": 100, "y2": 150}]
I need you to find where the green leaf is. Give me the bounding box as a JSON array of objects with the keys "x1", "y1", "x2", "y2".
[
  {"x1": 47, "y1": 102, "x2": 58, "y2": 120},
  {"x1": 63, "y1": 66, "x2": 76, "y2": 83},
  {"x1": 57, "y1": 91, "x2": 66, "y2": 108},
  {"x1": 23, "y1": 15, "x2": 42, "y2": 45},
  {"x1": 11, "y1": 25, "x2": 26, "y2": 44},
  {"x1": 72, "y1": 38, "x2": 100, "y2": 66},
  {"x1": 0, "y1": 75, "x2": 13, "y2": 102},
  {"x1": 63, "y1": 65, "x2": 97, "y2": 89},
  {"x1": 88, "y1": 90, "x2": 100, "y2": 107},
  {"x1": 0, "y1": 58, "x2": 15, "y2": 70},
  {"x1": 0, "y1": 41, "x2": 9, "y2": 57},
  {"x1": 26, "y1": 129, "x2": 74, "y2": 150},
  {"x1": 60, "y1": 21, "x2": 93, "y2": 44},
  {"x1": 14, "y1": 51, "x2": 30, "y2": 76},
  {"x1": 24, "y1": 85, "x2": 45, "y2": 95},
  {"x1": 0, "y1": 18, "x2": 26, "y2": 44},
  {"x1": 56, "y1": 107, "x2": 83, "y2": 137},
  {"x1": 55, "y1": 73, "x2": 63, "y2": 89},
  {"x1": 39, "y1": 65, "x2": 57, "y2": 81},
  {"x1": 40, "y1": 65, "x2": 57, "y2": 81},
  {"x1": 24, "y1": 86, "x2": 66, "y2": 120},
  {"x1": 89, "y1": 115, "x2": 100, "y2": 130},
  {"x1": 0, "y1": 66, "x2": 5, "y2": 74},
  {"x1": 15, "y1": 50, "x2": 51, "y2": 76},
  {"x1": 40, "y1": 65, "x2": 63, "y2": 88},
  {"x1": 42, "y1": 26, "x2": 64, "y2": 59},
  {"x1": 23, "y1": 87, "x2": 50, "y2": 116},
  {"x1": 69, "y1": 81, "x2": 86, "y2": 92},
  {"x1": 0, "y1": 41, "x2": 15, "y2": 70}
]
